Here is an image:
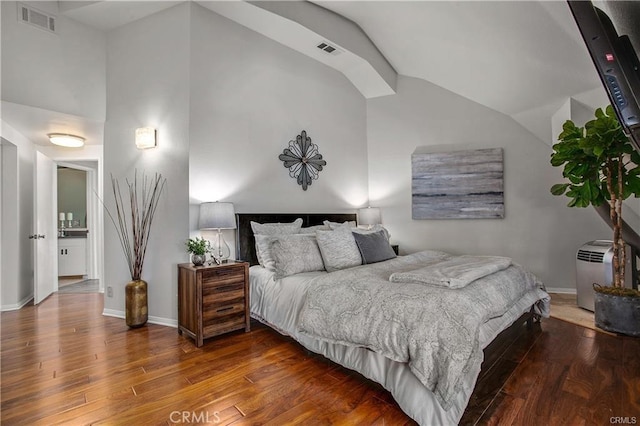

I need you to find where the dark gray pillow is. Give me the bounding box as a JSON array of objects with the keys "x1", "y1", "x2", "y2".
[{"x1": 352, "y1": 230, "x2": 396, "y2": 264}]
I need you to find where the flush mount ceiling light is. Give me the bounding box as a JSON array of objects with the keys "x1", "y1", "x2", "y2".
[{"x1": 48, "y1": 133, "x2": 85, "y2": 148}]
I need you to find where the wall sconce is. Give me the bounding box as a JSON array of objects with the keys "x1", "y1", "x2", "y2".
[
  {"x1": 48, "y1": 133, "x2": 85, "y2": 148},
  {"x1": 358, "y1": 206, "x2": 381, "y2": 230},
  {"x1": 135, "y1": 127, "x2": 156, "y2": 149}
]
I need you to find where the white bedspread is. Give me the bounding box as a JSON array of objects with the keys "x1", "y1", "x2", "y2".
[
  {"x1": 389, "y1": 255, "x2": 512, "y2": 288},
  {"x1": 299, "y1": 252, "x2": 541, "y2": 409},
  {"x1": 249, "y1": 251, "x2": 550, "y2": 425}
]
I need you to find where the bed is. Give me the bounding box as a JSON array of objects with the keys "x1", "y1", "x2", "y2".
[{"x1": 236, "y1": 213, "x2": 550, "y2": 425}]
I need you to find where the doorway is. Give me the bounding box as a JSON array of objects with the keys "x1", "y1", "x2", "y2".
[{"x1": 55, "y1": 161, "x2": 102, "y2": 294}]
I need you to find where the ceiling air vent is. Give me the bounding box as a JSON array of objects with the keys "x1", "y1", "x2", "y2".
[
  {"x1": 316, "y1": 41, "x2": 343, "y2": 56},
  {"x1": 18, "y1": 3, "x2": 56, "y2": 34}
]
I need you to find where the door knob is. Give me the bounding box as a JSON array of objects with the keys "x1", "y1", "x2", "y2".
[{"x1": 28, "y1": 234, "x2": 45, "y2": 239}]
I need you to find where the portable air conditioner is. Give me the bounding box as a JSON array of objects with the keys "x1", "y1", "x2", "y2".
[{"x1": 575, "y1": 240, "x2": 633, "y2": 311}]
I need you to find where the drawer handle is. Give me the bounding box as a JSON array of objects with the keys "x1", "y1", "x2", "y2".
[{"x1": 217, "y1": 306, "x2": 234, "y2": 313}]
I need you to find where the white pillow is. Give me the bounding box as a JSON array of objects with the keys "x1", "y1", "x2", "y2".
[
  {"x1": 270, "y1": 235, "x2": 325, "y2": 279},
  {"x1": 252, "y1": 218, "x2": 303, "y2": 266},
  {"x1": 255, "y1": 233, "x2": 317, "y2": 271},
  {"x1": 315, "y1": 227, "x2": 362, "y2": 272},
  {"x1": 299, "y1": 224, "x2": 331, "y2": 233},
  {"x1": 254, "y1": 234, "x2": 278, "y2": 270},
  {"x1": 251, "y1": 218, "x2": 303, "y2": 235}
]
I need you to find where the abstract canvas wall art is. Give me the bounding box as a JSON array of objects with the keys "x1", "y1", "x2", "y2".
[{"x1": 412, "y1": 147, "x2": 504, "y2": 219}]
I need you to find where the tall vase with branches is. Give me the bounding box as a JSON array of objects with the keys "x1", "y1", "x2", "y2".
[
  {"x1": 105, "y1": 171, "x2": 166, "y2": 327},
  {"x1": 550, "y1": 105, "x2": 640, "y2": 334}
]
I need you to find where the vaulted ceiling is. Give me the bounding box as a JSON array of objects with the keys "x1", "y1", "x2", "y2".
[{"x1": 8, "y1": 1, "x2": 640, "y2": 146}]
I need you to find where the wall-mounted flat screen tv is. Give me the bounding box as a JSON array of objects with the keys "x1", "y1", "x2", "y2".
[{"x1": 568, "y1": 1, "x2": 640, "y2": 152}]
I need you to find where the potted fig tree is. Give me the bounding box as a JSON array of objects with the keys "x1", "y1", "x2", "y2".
[{"x1": 550, "y1": 105, "x2": 640, "y2": 336}]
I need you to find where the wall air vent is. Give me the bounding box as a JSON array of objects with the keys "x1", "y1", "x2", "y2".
[
  {"x1": 18, "y1": 3, "x2": 56, "y2": 34},
  {"x1": 316, "y1": 41, "x2": 343, "y2": 56}
]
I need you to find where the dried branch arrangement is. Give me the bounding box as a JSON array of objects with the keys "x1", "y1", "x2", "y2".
[{"x1": 105, "y1": 171, "x2": 167, "y2": 281}]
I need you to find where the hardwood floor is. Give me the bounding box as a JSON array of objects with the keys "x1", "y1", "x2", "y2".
[{"x1": 1, "y1": 293, "x2": 638, "y2": 425}]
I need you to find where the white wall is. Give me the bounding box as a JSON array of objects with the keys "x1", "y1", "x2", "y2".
[
  {"x1": 189, "y1": 4, "x2": 368, "y2": 215},
  {"x1": 1, "y1": 139, "x2": 19, "y2": 308},
  {"x1": 103, "y1": 3, "x2": 191, "y2": 325},
  {"x1": 367, "y1": 76, "x2": 612, "y2": 290},
  {"x1": 101, "y1": 2, "x2": 368, "y2": 324},
  {"x1": 0, "y1": 123, "x2": 36, "y2": 309},
  {"x1": 0, "y1": 1, "x2": 106, "y2": 120}
]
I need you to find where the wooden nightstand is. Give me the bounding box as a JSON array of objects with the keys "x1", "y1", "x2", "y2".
[{"x1": 177, "y1": 261, "x2": 250, "y2": 347}]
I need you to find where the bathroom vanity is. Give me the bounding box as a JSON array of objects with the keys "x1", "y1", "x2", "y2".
[{"x1": 58, "y1": 229, "x2": 88, "y2": 276}]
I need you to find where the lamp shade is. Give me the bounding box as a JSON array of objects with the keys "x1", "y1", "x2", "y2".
[
  {"x1": 199, "y1": 202, "x2": 236, "y2": 230},
  {"x1": 358, "y1": 207, "x2": 381, "y2": 226}
]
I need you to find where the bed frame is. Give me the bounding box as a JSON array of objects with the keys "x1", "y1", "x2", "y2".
[{"x1": 235, "y1": 212, "x2": 540, "y2": 422}]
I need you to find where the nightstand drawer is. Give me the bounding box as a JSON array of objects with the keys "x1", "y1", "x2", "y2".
[
  {"x1": 203, "y1": 289, "x2": 244, "y2": 307},
  {"x1": 202, "y1": 280, "x2": 244, "y2": 295},
  {"x1": 203, "y1": 313, "x2": 246, "y2": 336},
  {"x1": 202, "y1": 302, "x2": 245, "y2": 322},
  {"x1": 202, "y1": 266, "x2": 244, "y2": 281}
]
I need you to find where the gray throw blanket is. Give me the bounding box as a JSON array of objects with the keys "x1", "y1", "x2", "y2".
[
  {"x1": 298, "y1": 251, "x2": 546, "y2": 410},
  {"x1": 389, "y1": 255, "x2": 512, "y2": 289}
]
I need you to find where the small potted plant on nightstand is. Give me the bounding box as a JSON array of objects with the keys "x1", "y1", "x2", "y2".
[
  {"x1": 186, "y1": 237, "x2": 209, "y2": 266},
  {"x1": 550, "y1": 105, "x2": 640, "y2": 336}
]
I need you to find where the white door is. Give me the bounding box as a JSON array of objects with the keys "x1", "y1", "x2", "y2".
[{"x1": 33, "y1": 151, "x2": 57, "y2": 304}]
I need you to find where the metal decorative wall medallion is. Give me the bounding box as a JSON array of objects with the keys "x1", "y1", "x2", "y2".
[{"x1": 278, "y1": 130, "x2": 327, "y2": 190}]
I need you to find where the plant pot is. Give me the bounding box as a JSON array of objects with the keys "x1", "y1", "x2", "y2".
[
  {"x1": 594, "y1": 289, "x2": 640, "y2": 337},
  {"x1": 125, "y1": 279, "x2": 148, "y2": 328},
  {"x1": 191, "y1": 254, "x2": 206, "y2": 266}
]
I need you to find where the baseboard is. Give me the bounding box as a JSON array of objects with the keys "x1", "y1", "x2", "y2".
[
  {"x1": 102, "y1": 308, "x2": 177, "y2": 328},
  {"x1": 1, "y1": 294, "x2": 34, "y2": 311},
  {"x1": 546, "y1": 287, "x2": 577, "y2": 295},
  {"x1": 149, "y1": 315, "x2": 178, "y2": 328}
]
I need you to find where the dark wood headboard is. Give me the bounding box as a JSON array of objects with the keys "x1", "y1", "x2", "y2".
[{"x1": 235, "y1": 213, "x2": 357, "y2": 266}]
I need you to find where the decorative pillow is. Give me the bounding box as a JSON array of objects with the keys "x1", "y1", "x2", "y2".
[
  {"x1": 252, "y1": 218, "x2": 303, "y2": 266},
  {"x1": 315, "y1": 227, "x2": 362, "y2": 272},
  {"x1": 271, "y1": 235, "x2": 325, "y2": 279},
  {"x1": 324, "y1": 220, "x2": 357, "y2": 230},
  {"x1": 352, "y1": 230, "x2": 397, "y2": 264}
]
